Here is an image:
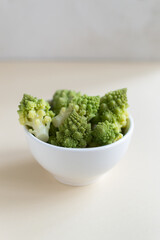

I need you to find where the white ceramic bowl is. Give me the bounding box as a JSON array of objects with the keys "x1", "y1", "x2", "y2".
[{"x1": 24, "y1": 116, "x2": 134, "y2": 186}]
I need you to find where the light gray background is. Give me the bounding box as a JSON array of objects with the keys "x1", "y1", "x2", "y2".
[{"x1": 0, "y1": 0, "x2": 160, "y2": 60}]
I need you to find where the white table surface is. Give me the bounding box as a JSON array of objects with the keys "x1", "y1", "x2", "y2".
[{"x1": 0, "y1": 62, "x2": 160, "y2": 240}]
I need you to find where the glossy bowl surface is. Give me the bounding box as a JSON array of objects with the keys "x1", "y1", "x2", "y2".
[{"x1": 24, "y1": 116, "x2": 134, "y2": 186}]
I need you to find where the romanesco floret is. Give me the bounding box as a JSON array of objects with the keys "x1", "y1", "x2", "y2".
[
  {"x1": 71, "y1": 95, "x2": 100, "y2": 121},
  {"x1": 56, "y1": 109, "x2": 91, "y2": 148},
  {"x1": 52, "y1": 89, "x2": 81, "y2": 114},
  {"x1": 90, "y1": 120, "x2": 122, "y2": 147},
  {"x1": 48, "y1": 123, "x2": 59, "y2": 146},
  {"x1": 52, "y1": 104, "x2": 79, "y2": 127},
  {"x1": 48, "y1": 135, "x2": 59, "y2": 146},
  {"x1": 49, "y1": 122, "x2": 58, "y2": 137},
  {"x1": 94, "y1": 88, "x2": 129, "y2": 129},
  {"x1": 18, "y1": 94, "x2": 54, "y2": 142},
  {"x1": 18, "y1": 88, "x2": 130, "y2": 147}
]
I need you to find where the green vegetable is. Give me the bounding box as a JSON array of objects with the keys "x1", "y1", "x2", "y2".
[
  {"x1": 48, "y1": 122, "x2": 59, "y2": 145},
  {"x1": 56, "y1": 109, "x2": 91, "y2": 148},
  {"x1": 71, "y1": 95, "x2": 100, "y2": 121},
  {"x1": 17, "y1": 94, "x2": 54, "y2": 142},
  {"x1": 90, "y1": 120, "x2": 122, "y2": 147},
  {"x1": 93, "y1": 88, "x2": 129, "y2": 129},
  {"x1": 49, "y1": 122, "x2": 58, "y2": 137},
  {"x1": 18, "y1": 88, "x2": 129, "y2": 148},
  {"x1": 52, "y1": 104, "x2": 78, "y2": 128},
  {"x1": 48, "y1": 135, "x2": 59, "y2": 146},
  {"x1": 52, "y1": 89, "x2": 81, "y2": 114}
]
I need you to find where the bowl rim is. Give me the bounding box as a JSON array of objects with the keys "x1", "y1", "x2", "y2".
[{"x1": 24, "y1": 115, "x2": 134, "y2": 152}]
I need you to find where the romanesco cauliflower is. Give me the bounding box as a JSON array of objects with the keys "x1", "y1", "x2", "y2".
[
  {"x1": 52, "y1": 89, "x2": 81, "y2": 114},
  {"x1": 56, "y1": 109, "x2": 91, "y2": 148},
  {"x1": 71, "y1": 95, "x2": 100, "y2": 121},
  {"x1": 52, "y1": 104, "x2": 79, "y2": 127},
  {"x1": 90, "y1": 120, "x2": 122, "y2": 147},
  {"x1": 18, "y1": 94, "x2": 54, "y2": 142},
  {"x1": 93, "y1": 88, "x2": 129, "y2": 129},
  {"x1": 18, "y1": 88, "x2": 130, "y2": 148}
]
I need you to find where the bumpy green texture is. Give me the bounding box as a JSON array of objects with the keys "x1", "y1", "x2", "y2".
[
  {"x1": 71, "y1": 95, "x2": 100, "y2": 121},
  {"x1": 49, "y1": 123, "x2": 57, "y2": 137},
  {"x1": 52, "y1": 90, "x2": 81, "y2": 114},
  {"x1": 56, "y1": 110, "x2": 91, "y2": 148},
  {"x1": 93, "y1": 88, "x2": 129, "y2": 129},
  {"x1": 90, "y1": 121, "x2": 122, "y2": 147},
  {"x1": 52, "y1": 104, "x2": 78, "y2": 128},
  {"x1": 48, "y1": 135, "x2": 59, "y2": 146},
  {"x1": 17, "y1": 94, "x2": 54, "y2": 142},
  {"x1": 48, "y1": 123, "x2": 59, "y2": 146},
  {"x1": 18, "y1": 88, "x2": 129, "y2": 148}
]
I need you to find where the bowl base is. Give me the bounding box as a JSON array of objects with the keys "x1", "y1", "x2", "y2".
[{"x1": 54, "y1": 175, "x2": 105, "y2": 186}]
